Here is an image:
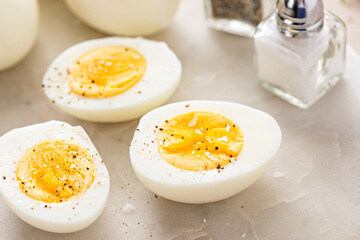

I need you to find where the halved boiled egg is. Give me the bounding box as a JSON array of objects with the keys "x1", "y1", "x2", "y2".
[
  {"x1": 130, "y1": 101, "x2": 282, "y2": 203},
  {"x1": 0, "y1": 121, "x2": 110, "y2": 233},
  {"x1": 43, "y1": 37, "x2": 181, "y2": 122}
]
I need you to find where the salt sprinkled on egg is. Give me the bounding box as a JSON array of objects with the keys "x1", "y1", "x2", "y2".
[
  {"x1": 130, "y1": 100, "x2": 282, "y2": 203},
  {"x1": 0, "y1": 121, "x2": 110, "y2": 233},
  {"x1": 43, "y1": 37, "x2": 181, "y2": 122}
]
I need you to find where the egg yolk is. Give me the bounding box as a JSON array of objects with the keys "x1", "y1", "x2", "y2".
[
  {"x1": 16, "y1": 140, "x2": 96, "y2": 203},
  {"x1": 67, "y1": 46, "x2": 147, "y2": 98},
  {"x1": 157, "y1": 111, "x2": 244, "y2": 171}
]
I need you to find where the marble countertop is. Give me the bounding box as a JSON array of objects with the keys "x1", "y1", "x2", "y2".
[{"x1": 1, "y1": 0, "x2": 360, "y2": 239}]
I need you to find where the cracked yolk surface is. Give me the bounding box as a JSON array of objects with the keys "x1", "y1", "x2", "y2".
[
  {"x1": 157, "y1": 111, "x2": 244, "y2": 171},
  {"x1": 68, "y1": 46, "x2": 147, "y2": 98},
  {"x1": 16, "y1": 140, "x2": 96, "y2": 203}
]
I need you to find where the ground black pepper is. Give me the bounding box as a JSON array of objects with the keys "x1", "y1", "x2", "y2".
[{"x1": 210, "y1": 0, "x2": 262, "y2": 25}]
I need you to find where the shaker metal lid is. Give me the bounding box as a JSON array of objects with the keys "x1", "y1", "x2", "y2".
[{"x1": 276, "y1": 0, "x2": 324, "y2": 38}]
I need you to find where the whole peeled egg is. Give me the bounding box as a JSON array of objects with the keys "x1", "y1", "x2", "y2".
[
  {"x1": 64, "y1": 0, "x2": 180, "y2": 36},
  {"x1": 0, "y1": 121, "x2": 110, "y2": 233},
  {"x1": 130, "y1": 101, "x2": 282, "y2": 204},
  {"x1": 0, "y1": 0, "x2": 38, "y2": 71}
]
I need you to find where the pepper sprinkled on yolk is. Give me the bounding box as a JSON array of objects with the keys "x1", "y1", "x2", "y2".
[
  {"x1": 16, "y1": 140, "x2": 96, "y2": 203},
  {"x1": 67, "y1": 46, "x2": 147, "y2": 98},
  {"x1": 157, "y1": 111, "x2": 244, "y2": 171}
]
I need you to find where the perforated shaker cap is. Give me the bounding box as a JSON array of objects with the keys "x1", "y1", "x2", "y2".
[{"x1": 276, "y1": 0, "x2": 324, "y2": 38}]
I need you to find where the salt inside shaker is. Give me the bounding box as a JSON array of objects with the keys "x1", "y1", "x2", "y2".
[{"x1": 254, "y1": 0, "x2": 346, "y2": 109}]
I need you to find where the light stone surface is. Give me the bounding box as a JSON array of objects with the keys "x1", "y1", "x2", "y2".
[{"x1": 1, "y1": 0, "x2": 360, "y2": 239}]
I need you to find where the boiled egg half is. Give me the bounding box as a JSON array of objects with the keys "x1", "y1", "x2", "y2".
[
  {"x1": 0, "y1": 121, "x2": 110, "y2": 233},
  {"x1": 43, "y1": 37, "x2": 181, "y2": 122},
  {"x1": 130, "y1": 101, "x2": 282, "y2": 203}
]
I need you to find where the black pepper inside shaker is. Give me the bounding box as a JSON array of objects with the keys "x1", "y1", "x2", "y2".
[{"x1": 204, "y1": 0, "x2": 276, "y2": 37}]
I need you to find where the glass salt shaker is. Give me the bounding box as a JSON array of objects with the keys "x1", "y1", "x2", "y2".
[
  {"x1": 254, "y1": 0, "x2": 346, "y2": 109},
  {"x1": 204, "y1": 0, "x2": 276, "y2": 37}
]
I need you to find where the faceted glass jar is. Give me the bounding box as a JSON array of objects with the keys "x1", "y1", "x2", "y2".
[
  {"x1": 204, "y1": 0, "x2": 276, "y2": 37},
  {"x1": 254, "y1": 11, "x2": 346, "y2": 109}
]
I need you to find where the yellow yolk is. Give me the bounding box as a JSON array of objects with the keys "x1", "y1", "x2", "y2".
[
  {"x1": 16, "y1": 140, "x2": 96, "y2": 203},
  {"x1": 157, "y1": 111, "x2": 244, "y2": 171},
  {"x1": 67, "y1": 46, "x2": 147, "y2": 98}
]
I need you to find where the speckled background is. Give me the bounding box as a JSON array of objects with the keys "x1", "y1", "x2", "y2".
[{"x1": 1, "y1": 0, "x2": 360, "y2": 239}]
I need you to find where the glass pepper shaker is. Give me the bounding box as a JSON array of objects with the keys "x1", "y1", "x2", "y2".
[
  {"x1": 254, "y1": 0, "x2": 346, "y2": 109},
  {"x1": 204, "y1": 0, "x2": 276, "y2": 37}
]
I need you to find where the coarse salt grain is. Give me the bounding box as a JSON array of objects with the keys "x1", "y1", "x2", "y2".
[
  {"x1": 188, "y1": 116, "x2": 198, "y2": 127},
  {"x1": 225, "y1": 125, "x2": 230, "y2": 132},
  {"x1": 205, "y1": 152, "x2": 217, "y2": 161},
  {"x1": 217, "y1": 136, "x2": 228, "y2": 142},
  {"x1": 122, "y1": 203, "x2": 135, "y2": 214},
  {"x1": 273, "y1": 171, "x2": 285, "y2": 178}
]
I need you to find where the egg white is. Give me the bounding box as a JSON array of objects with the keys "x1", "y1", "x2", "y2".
[
  {"x1": 130, "y1": 101, "x2": 282, "y2": 204},
  {"x1": 43, "y1": 37, "x2": 181, "y2": 122},
  {"x1": 0, "y1": 121, "x2": 110, "y2": 233}
]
